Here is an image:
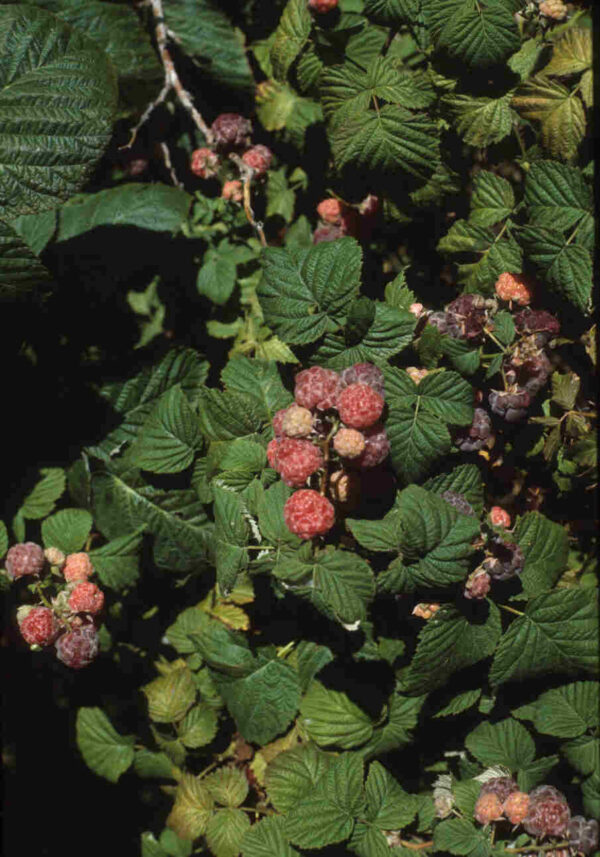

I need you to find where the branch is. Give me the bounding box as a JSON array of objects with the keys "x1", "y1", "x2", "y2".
[
  {"x1": 229, "y1": 153, "x2": 268, "y2": 248},
  {"x1": 159, "y1": 141, "x2": 183, "y2": 187},
  {"x1": 123, "y1": 0, "x2": 213, "y2": 149}
]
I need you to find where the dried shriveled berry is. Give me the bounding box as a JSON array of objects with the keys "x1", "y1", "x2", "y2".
[
  {"x1": 5, "y1": 542, "x2": 45, "y2": 579},
  {"x1": 55, "y1": 622, "x2": 99, "y2": 670},
  {"x1": 17, "y1": 606, "x2": 60, "y2": 647},
  {"x1": 338, "y1": 383, "x2": 384, "y2": 429},
  {"x1": 523, "y1": 785, "x2": 570, "y2": 838},
  {"x1": 514, "y1": 308, "x2": 560, "y2": 342},
  {"x1": 339, "y1": 362, "x2": 385, "y2": 397},
  {"x1": 294, "y1": 367, "x2": 340, "y2": 410},
  {"x1": 464, "y1": 570, "x2": 492, "y2": 600},
  {"x1": 354, "y1": 423, "x2": 390, "y2": 469},
  {"x1": 211, "y1": 113, "x2": 252, "y2": 151},
  {"x1": 63, "y1": 553, "x2": 94, "y2": 583},
  {"x1": 453, "y1": 407, "x2": 493, "y2": 452},
  {"x1": 284, "y1": 489, "x2": 335, "y2": 539},
  {"x1": 446, "y1": 294, "x2": 488, "y2": 340},
  {"x1": 333, "y1": 428, "x2": 366, "y2": 459},
  {"x1": 474, "y1": 793, "x2": 503, "y2": 825},
  {"x1": 568, "y1": 817, "x2": 599, "y2": 854},
  {"x1": 190, "y1": 147, "x2": 219, "y2": 179},
  {"x1": 487, "y1": 537, "x2": 524, "y2": 580},
  {"x1": 504, "y1": 791, "x2": 530, "y2": 825},
  {"x1": 489, "y1": 389, "x2": 531, "y2": 423},
  {"x1": 480, "y1": 777, "x2": 519, "y2": 804}
]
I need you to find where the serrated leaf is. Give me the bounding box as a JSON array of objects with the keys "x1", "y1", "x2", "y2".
[
  {"x1": 562, "y1": 735, "x2": 600, "y2": 777},
  {"x1": 387, "y1": 406, "x2": 451, "y2": 483},
  {"x1": 271, "y1": 0, "x2": 312, "y2": 81},
  {"x1": 433, "y1": 689, "x2": 482, "y2": 718},
  {"x1": 213, "y1": 485, "x2": 249, "y2": 595},
  {"x1": 89, "y1": 527, "x2": 144, "y2": 591},
  {"x1": 197, "y1": 389, "x2": 265, "y2": 442},
  {"x1": 0, "y1": 521, "x2": 8, "y2": 559},
  {"x1": 387, "y1": 369, "x2": 474, "y2": 425},
  {"x1": 364, "y1": 761, "x2": 419, "y2": 829},
  {"x1": 293, "y1": 640, "x2": 334, "y2": 693},
  {"x1": 517, "y1": 755, "x2": 559, "y2": 792},
  {"x1": 361, "y1": 692, "x2": 426, "y2": 757},
  {"x1": 19, "y1": 468, "x2": 65, "y2": 520},
  {"x1": 491, "y1": 311, "x2": 516, "y2": 346},
  {"x1": 442, "y1": 92, "x2": 513, "y2": 148},
  {"x1": 514, "y1": 511, "x2": 569, "y2": 597},
  {"x1": 41, "y1": 508, "x2": 92, "y2": 554},
  {"x1": 167, "y1": 773, "x2": 214, "y2": 840},
  {"x1": 438, "y1": 219, "x2": 523, "y2": 294},
  {"x1": 346, "y1": 509, "x2": 401, "y2": 553},
  {"x1": 144, "y1": 665, "x2": 197, "y2": 723},
  {"x1": 256, "y1": 481, "x2": 301, "y2": 550},
  {"x1": 434, "y1": 818, "x2": 491, "y2": 857},
  {"x1": 221, "y1": 357, "x2": 291, "y2": 421},
  {"x1": 517, "y1": 681, "x2": 599, "y2": 738},
  {"x1": 178, "y1": 703, "x2": 218, "y2": 749},
  {"x1": 363, "y1": 0, "x2": 419, "y2": 24},
  {"x1": 423, "y1": 0, "x2": 519, "y2": 66},
  {"x1": 465, "y1": 719, "x2": 535, "y2": 772},
  {"x1": 129, "y1": 385, "x2": 201, "y2": 474},
  {"x1": 518, "y1": 225, "x2": 591, "y2": 312},
  {"x1": 490, "y1": 589, "x2": 599, "y2": 687},
  {"x1": 0, "y1": 5, "x2": 117, "y2": 218},
  {"x1": 266, "y1": 744, "x2": 331, "y2": 813},
  {"x1": 524, "y1": 161, "x2": 592, "y2": 231},
  {"x1": 76, "y1": 707, "x2": 135, "y2": 783},
  {"x1": 300, "y1": 680, "x2": 373, "y2": 749},
  {"x1": 543, "y1": 28, "x2": 592, "y2": 77},
  {"x1": 241, "y1": 815, "x2": 299, "y2": 857},
  {"x1": 134, "y1": 749, "x2": 178, "y2": 780},
  {"x1": 512, "y1": 76, "x2": 586, "y2": 161},
  {"x1": 258, "y1": 238, "x2": 362, "y2": 345},
  {"x1": 205, "y1": 767, "x2": 249, "y2": 808},
  {"x1": 470, "y1": 172, "x2": 515, "y2": 228},
  {"x1": 0, "y1": 218, "x2": 54, "y2": 300},
  {"x1": 186, "y1": 611, "x2": 255, "y2": 677},
  {"x1": 266, "y1": 167, "x2": 295, "y2": 223},
  {"x1": 205, "y1": 809, "x2": 251, "y2": 857},
  {"x1": 423, "y1": 464, "x2": 485, "y2": 517}
]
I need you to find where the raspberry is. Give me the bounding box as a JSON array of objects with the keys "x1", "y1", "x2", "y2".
[
  {"x1": 5, "y1": 542, "x2": 45, "y2": 579},
  {"x1": 453, "y1": 408, "x2": 493, "y2": 452},
  {"x1": 523, "y1": 785, "x2": 571, "y2": 838},
  {"x1": 539, "y1": 0, "x2": 567, "y2": 20},
  {"x1": 354, "y1": 423, "x2": 390, "y2": 468},
  {"x1": 427, "y1": 311, "x2": 451, "y2": 336},
  {"x1": 329, "y1": 470, "x2": 360, "y2": 508},
  {"x1": 494, "y1": 272, "x2": 534, "y2": 306},
  {"x1": 359, "y1": 194, "x2": 379, "y2": 217},
  {"x1": 474, "y1": 793, "x2": 503, "y2": 825},
  {"x1": 17, "y1": 606, "x2": 60, "y2": 647},
  {"x1": 490, "y1": 507, "x2": 511, "y2": 528},
  {"x1": 308, "y1": 0, "x2": 339, "y2": 11},
  {"x1": 441, "y1": 490, "x2": 475, "y2": 517},
  {"x1": 63, "y1": 552, "x2": 94, "y2": 583},
  {"x1": 222, "y1": 180, "x2": 243, "y2": 202},
  {"x1": 518, "y1": 352, "x2": 552, "y2": 397},
  {"x1": 339, "y1": 363, "x2": 385, "y2": 397},
  {"x1": 406, "y1": 367, "x2": 429, "y2": 385},
  {"x1": 282, "y1": 405, "x2": 313, "y2": 438},
  {"x1": 294, "y1": 367, "x2": 341, "y2": 411},
  {"x1": 409, "y1": 303, "x2": 425, "y2": 318},
  {"x1": 44, "y1": 546, "x2": 66, "y2": 568},
  {"x1": 313, "y1": 224, "x2": 344, "y2": 244},
  {"x1": 514, "y1": 309, "x2": 560, "y2": 345},
  {"x1": 569, "y1": 817, "x2": 599, "y2": 855},
  {"x1": 446, "y1": 294, "x2": 488, "y2": 341},
  {"x1": 480, "y1": 777, "x2": 519, "y2": 804},
  {"x1": 412, "y1": 603, "x2": 441, "y2": 620},
  {"x1": 283, "y1": 490, "x2": 335, "y2": 539},
  {"x1": 271, "y1": 437, "x2": 323, "y2": 487},
  {"x1": 267, "y1": 438, "x2": 279, "y2": 469},
  {"x1": 504, "y1": 791, "x2": 530, "y2": 825},
  {"x1": 338, "y1": 383, "x2": 384, "y2": 429},
  {"x1": 242, "y1": 144, "x2": 272, "y2": 177},
  {"x1": 464, "y1": 570, "x2": 492, "y2": 600},
  {"x1": 190, "y1": 147, "x2": 219, "y2": 179},
  {"x1": 55, "y1": 622, "x2": 99, "y2": 670},
  {"x1": 272, "y1": 408, "x2": 288, "y2": 437},
  {"x1": 489, "y1": 389, "x2": 531, "y2": 423},
  {"x1": 68, "y1": 581, "x2": 104, "y2": 615},
  {"x1": 486, "y1": 537, "x2": 524, "y2": 580},
  {"x1": 333, "y1": 428, "x2": 366, "y2": 459},
  {"x1": 317, "y1": 198, "x2": 345, "y2": 225},
  {"x1": 211, "y1": 113, "x2": 252, "y2": 151}
]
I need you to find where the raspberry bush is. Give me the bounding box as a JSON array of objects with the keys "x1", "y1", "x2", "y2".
[{"x1": 0, "y1": 1, "x2": 596, "y2": 855}]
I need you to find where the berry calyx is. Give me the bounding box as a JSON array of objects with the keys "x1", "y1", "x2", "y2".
[
  {"x1": 282, "y1": 405, "x2": 313, "y2": 438},
  {"x1": 338, "y1": 383, "x2": 384, "y2": 429},
  {"x1": 222, "y1": 180, "x2": 243, "y2": 202},
  {"x1": 55, "y1": 622, "x2": 100, "y2": 670},
  {"x1": 17, "y1": 606, "x2": 60, "y2": 647},
  {"x1": 270, "y1": 437, "x2": 323, "y2": 487},
  {"x1": 68, "y1": 581, "x2": 105, "y2": 615},
  {"x1": 333, "y1": 428, "x2": 366, "y2": 459},
  {"x1": 283, "y1": 489, "x2": 335, "y2": 539},
  {"x1": 5, "y1": 542, "x2": 45, "y2": 579},
  {"x1": 294, "y1": 367, "x2": 340, "y2": 410},
  {"x1": 523, "y1": 785, "x2": 571, "y2": 838},
  {"x1": 474, "y1": 793, "x2": 503, "y2": 825},
  {"x1": 490, "y1": 506, "x2": 511, "y2": 528},
  {"x1": 242, "y1": 144, "x2": 272, "y2": 177},
  {"x1": 63, "y1": 553, "x2": 94, "y2": 583},
  {"x1": 211, "y1": 113, "x2": 252, "y2": 151},
  {"x1": 494, "y1": 272, "x2": 534, "y2": 306},
  {"x1": 503, "y1": 791, "x2": 530, "y2": 825},
  {"x1": 190, "y1": 147, "x2": 219, "y2": 179}
]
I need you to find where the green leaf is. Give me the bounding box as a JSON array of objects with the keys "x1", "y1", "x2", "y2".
[
  {"x1": 361, "y1": 692, "x2": 425, "y2": 757},
  {"x1": 0, "y1": 218, "x2": 53, "y2": 301},
  {"x1": 423, "y1": 0, "x2": 519, "y2": 66},
  {"x1": 364, "y1": 761, "x2": 419, "y2": 829},
  {"x1": 300, "y1": 680, "x2": 373, "y2": 749},
  {"x1": 91, "y1": 473, "x2": 213, "y2": 573},
  {"x1": 490, "y1": 589, "x2": 599, "y2": 687},
  {"x1": 76, "y1": 707, "x2": 135, "y2": 783},
  {"x1": 423, "y1": 463, "x2": 485, "y2": 517},
  {"x1": 134, "y1": 749, "x2": 178, "y2": 780},
  {"x1": 562, "y1": 735, "x2": 599, "y2": 777},
  {"x1": 0, "y1": 5, "x2": 117, "y2": 217},
  {"x1": 213, "y1": 486, "x2": 249, "y2": 595},
  {"x1": 551, "y1": 371, "x2": 581, "y2": 410},
  {"x1": 346, "y1": 509, "x2": 401, "y2": 553},
  {"x1": 517, "y1": 755, "x2": 559, "y2": 792},
  {"x1": 293, "y1": 640, "x2": 334, "y2": 693},
  {"x1": 143, "y1": 665, "x2": 197, "y2": 723},
  {"x1": 19, "y1": 468, "x2": 65, "y2": 519},
  {"x1": 266, "y1": 168, "x2": 295, "y2": 223},
  {"x1": 197, "y1": 389, "x2": 265, "y2": 442},
  {"x1": 88, "y1": 527, "x2": 144, "y2": 591},
  {"x1": 221, "y1": 357, "x2": 291, "y2": 421},
  {"x1": 514, "y1": 512, "x2": 569, "y2": 597},
  {"x1": 442, "y1": 92, "x2": 513, "y2": 148},
  {"x1": 163, "y1": 0, "x2": 253, "y2": 91},
  {"x1": 433, "y1": 689, "x2": 482, "y2": 718},
  {"x1": 41, "y1": 508, "x2": 92, "y2": 553},
  {"x1": 492, "y1": 311, "x2": 516, "y2": 346},
  {"x1": 470, "y1": 172, "x2": 515, "y2": 228},
  {"x1": 206, "y1": 809, "x2": 251, "y2": 857},
  {"x1": 524, "y1": 161, "x2": 592, "y2": 232},
  {"x1": 258, "y1": 238, "x2": 362, "y2": 345},
  {"x1": 241, "y1": 816, "x2": 299, "y2": 857},
  {"x1": 329, "y1": 104, "x2": 440, "y2": 181},
  {"x1": 213, "y1": 655, "x2": 301, "y2": 745},
  {"x1": 515, "y1": 681, "x2": 599, "y2": 738},
  {"x1": 129, "y1": 385, "x2": 201, "y2": 474},
  {"x1": 518, "y1": 225, "x2": 592, "y2": 312},
  {"x1": 187, "y1": 613, "x2": 256, "y2": 677},
  {"x1": 0, "y1": 521, "x2": 8, "y2": 559},
  {"x1": 399, "y1": 604, "x2": 502, "y2": 695},
  {"x1": 387, "y1": 406, "x2": 451, "y2": 483},
  {"x1": 271, "y1": 0, "x2": 312, "y2": 82},
  {"x1": 438, "y1": 219, "x2": 523, "y2": 294},
  {"x1": 86, "y1": 348, "x2": 208, "y2": 463},
  {"x1": 266, "y1": 744, "x2": 331, "y2": 813},
  {"x1": 256, "y1": 481, "x2": 301, "y2": 551},
  {"x1": 465, "y1": 719, "x2": 535, "y2": 772},
  {"x1": 178, "y1": 703, "x2": 218, "y2": 749},
  {"x1": 512, "y1": 76, "x2": 586, "y2": 161},
  {"x1": 387, "y1": 369, "x2": 474, "y2": 424},
  {"x1": 434, "y1": 818, "x2": 491, "y2": 857},
  {"x1": 205, "y1": 767, "x2": 249, "y2": 808},
  {"x1": 197, "y1": 245, "x2": 239, "y2": 306},
  {"x1": 363, "y1": 0, "x2": 419, "y2": 25}
]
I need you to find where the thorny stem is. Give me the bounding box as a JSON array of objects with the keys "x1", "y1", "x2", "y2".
[
  {"x1": 229, "y1": 153, "x2": 268, "y2": 248},
  {"x1": 123, "y1": 0, "x2": 213, "y2": 149}
]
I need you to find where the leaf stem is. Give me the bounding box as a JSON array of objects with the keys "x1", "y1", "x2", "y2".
[{"x1": 498, "y1": 603, "x2": 525, "y2": 617}]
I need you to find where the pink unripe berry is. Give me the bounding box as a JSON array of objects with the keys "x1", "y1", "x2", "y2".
[
  {"x1": 338, "y1": 383, "x2": 384, "y2": 429},
  {"x1": 242, "y1": 144, "x2": 273, "y2": 177},
  {"x1": 504, "y1": 791, "x2": 530, "y2": 825},
  {"x1": 284, "y1": 489, "x2": 335, "y2": 539},
  {"x1": 222, "y1": 180, "x2": 243, "y2": 202},
  {"x1": 63, "y1": 553, "x2": 94, "y2": 583},
  {"x1": 6, "y1": 542, "x2": 46, "y2": 579},
  {"x1": 190, "y1": 147, "x2": 219, "y2": 179},
  {"x1": 490, "y1": 506, "x2": 511, "y2": 528},
  {"x1": 494, "y1": 272, "x2": 533, "y2": 306},
  {"x1": 474, "y1": 793, "x2": 503, "y2": 825},
  {"x1": 44, "y1": 546, "x2": 66, "y2": 568},
  {"x1": 409, "y1": 303, "x2": 425, "y2": 318},
  {"x1": 282, "y1": 405, "x2": 313, "y2": 438},
  {"x1": 308, "y1": 0, "x2": 339, "y2": 12},
  {"x1": 317, "y1": 198, "x2": 345, "y2": 225},
  {"x1": 18, "y1": 606, "x2": 60, "y2": 647},
  {"x1": 333, "y1": 428, "x2": 365, "y2": 459},
  {"x1": 538, "y1": 0, "x2": 567, "y2": 20},
  {"x1": 68, "y1": 582, "x2": 104, "y2": 615}
]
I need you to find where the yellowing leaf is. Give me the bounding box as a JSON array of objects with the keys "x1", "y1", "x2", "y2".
[
  {"x1": 143, "y1": 665, "x2": 196, "y2": 723},
  {"x1": 167, "y1": 773, "x2": 214, "y2": 839},
  {"x1": 544, "y1": 28, "x2": 592, "y2": 77},
  {"x1": 512, "y1": 76, "x2": 586, "y2": 160}
]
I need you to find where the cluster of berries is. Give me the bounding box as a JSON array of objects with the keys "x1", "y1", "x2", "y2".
[
  {"x1": 190, "y1": 113, "x2": 273, "y2": 202},
  {"x1": 313, "y1": 195, "x2": 379, "y2": 244},
  {"x1": 474, "y1": 777, "x2": 598, "y2": 854},
  {"x1": 464, "y1": 508, "x2": 523, "y2": 599},
  {"x1": 268, "y1": 363, "x2": 390, "y2": 539},
  {"x1": 4, "y1": 542, "x2": 103, "y2": 669}
]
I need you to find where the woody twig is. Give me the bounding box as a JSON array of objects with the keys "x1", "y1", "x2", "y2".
[{"x1": 229, "y1": 153, "x2": 268, "y2": 248}]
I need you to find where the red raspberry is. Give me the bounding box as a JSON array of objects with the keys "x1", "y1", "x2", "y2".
[
  {"x1": 272, "y1": 408, "x2": 289, "y2": 437},
  {"x1": 464, "y1": 570, "x2": 491, "y2": 600},
  {"x1": 294, "y1": 367, "x2": 341, "y2": 410},
  {"x1": 272, "y1": 437, "x2": 323, "y2": 487},
  {"x1": 523, "y1": 785, "x2": 571, "y2": 838},
  {"x1": 494, "y1": 272, "x2": 534, "y2": 306},
  {"x1": 222, "y1": 180, "x2": 243, "y2": 202},
  {"x1": 211, "y1": 113, "x2": 252, "y2": 151},
  {"x1": 55, "y1": 622, "x2": 99, "y2": 669},
  {"x1": 283, "y1": 489, "x2": 335, "y2": 539},
  {"x1": 5, "y1": 542, "x2": 45, "y2": 579},
  {"x1": 44, "y1": 546, "x2": 66, "y2": 568},
  {"x1": 63, "y1": 552, "x2": 94, "y2": 583},
  {"x1": 68, "y1": 582, "x2": 104, "y2": 615},
  {"x1": 313, "y1": 223, "x2": 344, "y2": 244},
  {"x1": 339, "y1": 362, "x2": 385, "y2": 397},
  {"x1": 190, "y1": 147, "x2": 219, "y2": 179},
  {"x1": 282, "y1": 405, "x2": 313, "y2": 438},
  {"x1": 267, "y1": 438, "x2": 279, "y2": 469},
  {"x1": 569, "y1": 817, "x2": 599, "y2": 855},
  {"x1": 354, "y1": 423, "x2": 390, "y2": 468},
  {"x1": 504, "y1": 791, "x2": 530, "y2": 825},
  {"x1": 328, "y1": 470, "x2": 360, "y2": 508},
  {"x1": 17, "y1": 606, "x2": 60, "y2": 646},
  {"x1": 308, "y1": 0, "x2": 339, "y2": 12},
  {"x1": 242, "y1": 144, "x2": 272, "y2": 177},
  {"x1": 474, "y1": 793, "x2": 503, "y2": 825},
  {"x1": 338, "y1": 383, "x2": 384, "y2": 429},
  {"x1": 490, "y1": 506, "x2": 511, "y2": 528},
  {"x1": 333, "y1": 428, "x2": 365, "y2": 459},
  {"x1": 317, "y1": 198, "x2": 344, "y2": 224},
  {"x1": 480, "y1": 777, "x2": 518, "y2": 804}
]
